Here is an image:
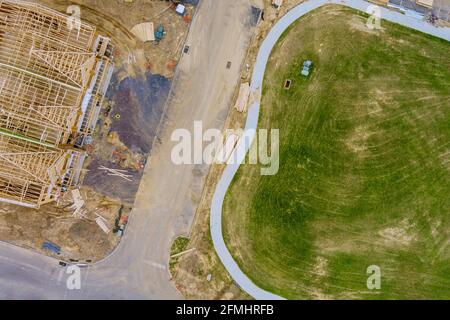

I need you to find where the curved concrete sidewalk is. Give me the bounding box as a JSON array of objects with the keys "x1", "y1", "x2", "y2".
[{"x1": 210, "y1": 0, "x2": 450, "y2": 300}]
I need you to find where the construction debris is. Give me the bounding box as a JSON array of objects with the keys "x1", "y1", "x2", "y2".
[
  {"x1": 98, "y1": 166, "x2": 133, "y2": 182},
  {"x1": 234, "y1": 82, "x2": 251, "y2": 113},
  {"x1": 42, "y1": 241, "x2": 61, "y2": 254},
  {"x1": 71, "y1": 189, "x2": 85, "y2": 208},
  {"x1": 131, "y1": 22, "x2": 156, "y2": 42},
  {"x1": 272, "y1": 0, "x2": 284, "y2": 10},
  {"x1": 170, "y1": 247, "x2": 196, "y2": 259},
  {"x1": 69, "y1": 189, "x2": 87, "y2": 218},
  {"x1": 95, "y1": 217, "x2": 110, "y2": 234},
  {"x1": 417, "y1": 0, "x2": 434, "y2": 8}
]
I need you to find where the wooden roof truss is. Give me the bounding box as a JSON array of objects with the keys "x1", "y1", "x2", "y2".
[{"x1": 0, "y1": 0, "x2": 114, "y2": 208}]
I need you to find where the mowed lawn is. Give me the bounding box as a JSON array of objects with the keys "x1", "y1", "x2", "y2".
[{"x1": 223, "y1": 5, "x2": 450, "y2": 299}]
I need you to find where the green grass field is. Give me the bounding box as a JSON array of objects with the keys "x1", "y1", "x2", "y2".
[{"x1": 223, "y1": 5, "x2": 450, "y2": 299}]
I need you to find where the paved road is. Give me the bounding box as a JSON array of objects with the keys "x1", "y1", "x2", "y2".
[
  {"x1": 0, "y1": 0, "x2": 260, "y2": 299},
  {"x1": 210, "y1": 0, "x2": 450, "y2": 300}
]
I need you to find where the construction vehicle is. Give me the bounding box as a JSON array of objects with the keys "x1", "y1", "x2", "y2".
[{"x1": 155, "y1": 25, "x2": 166, "y2": 42}]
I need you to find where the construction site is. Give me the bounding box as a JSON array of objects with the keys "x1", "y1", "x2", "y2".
[
  {"x1": 0, "y1": 0, "x2": 114, "y2": 208},
  {"x1": 0, "y1": 0, "x2": 196, "y2": 262}
]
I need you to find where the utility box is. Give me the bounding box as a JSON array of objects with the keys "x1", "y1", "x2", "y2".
[
  {"x1": 272, "y1": 0, "x2": 283, "y2": 10},
  {"x1": 176, "y1": 4, "x2": 186, "y2": 15}
]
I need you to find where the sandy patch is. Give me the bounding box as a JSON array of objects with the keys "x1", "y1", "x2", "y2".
[
  {"x1": 345, "y1": 125, "x2": 372, "y2": 154},
  {"x1": 313, "y1": 256, "x2": 328, "y2": 277},
  {"x1": 378, "y1": 219, "x2": 416, "y2": 246}
]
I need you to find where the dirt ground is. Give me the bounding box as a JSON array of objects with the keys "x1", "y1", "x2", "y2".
[{"x1": 0, "y1": 0, "x2": 195, "y2": 262}]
